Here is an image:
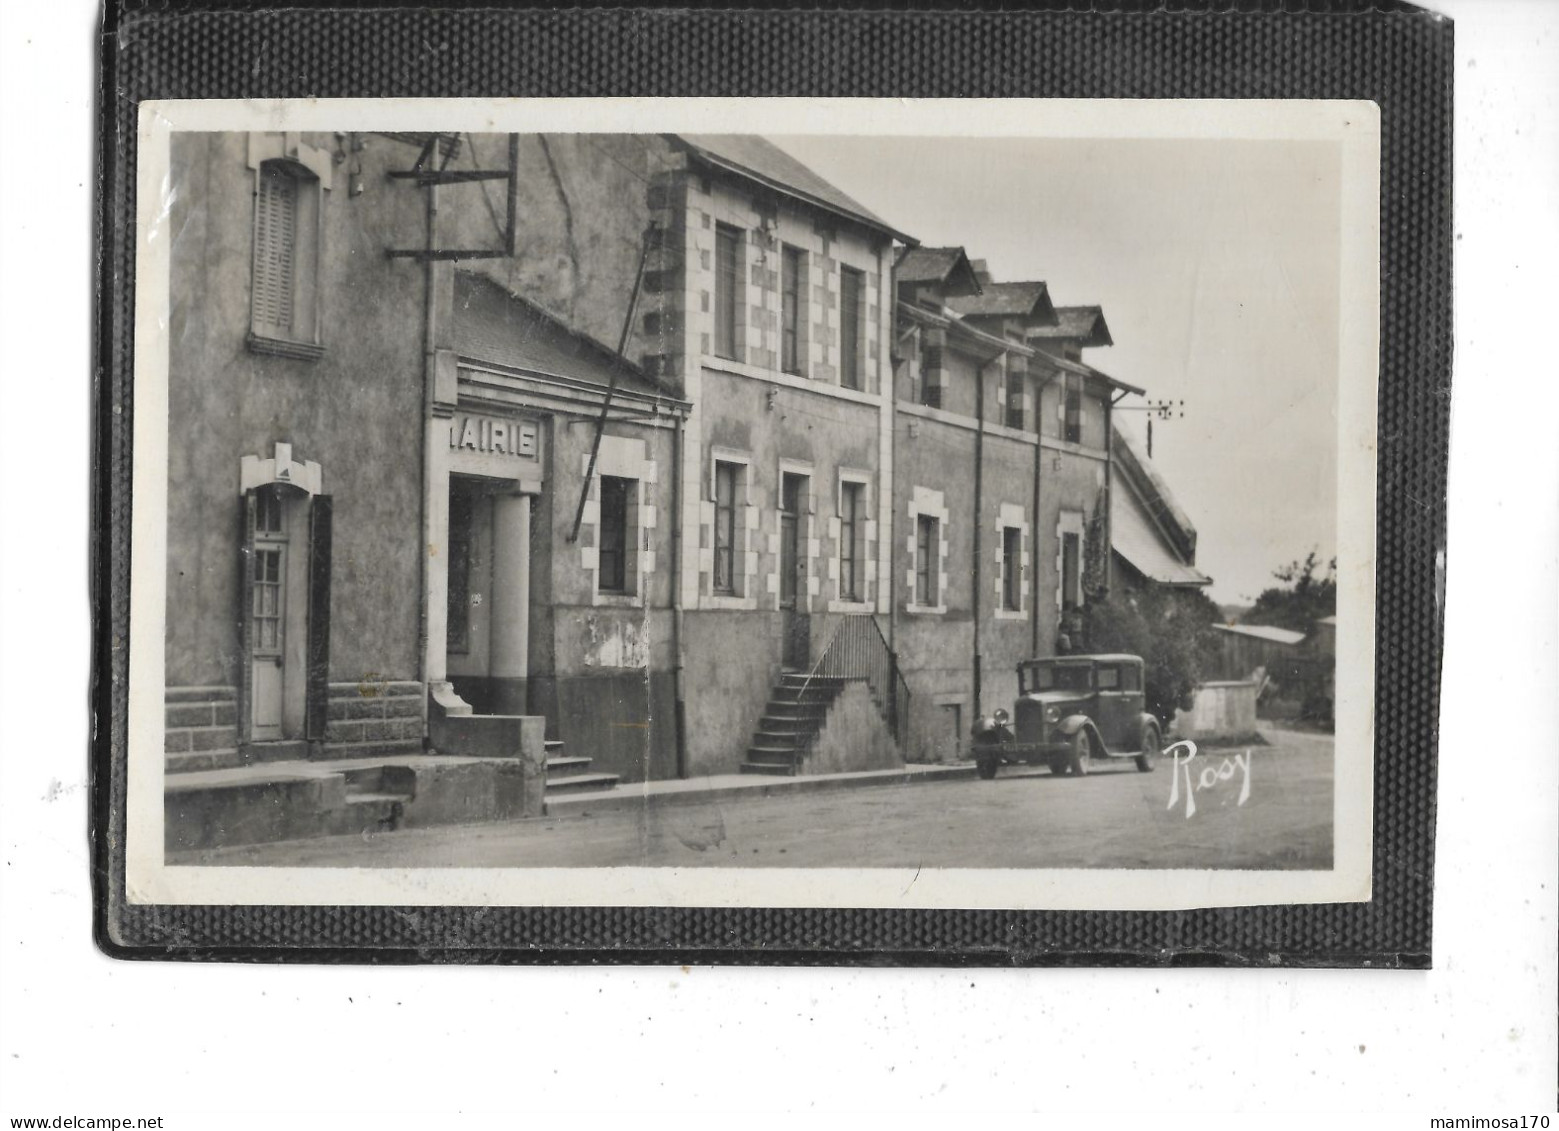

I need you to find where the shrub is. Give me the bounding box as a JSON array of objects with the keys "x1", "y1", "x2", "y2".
[{"x1": 1083, "y1": 586, "x2": 1221, "y2": 727}]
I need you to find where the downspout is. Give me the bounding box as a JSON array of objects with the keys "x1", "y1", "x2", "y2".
[
  {"x1": 1031, "y1": 369, "x2": 1058, "y2": 658},
  {"x1": 1103, "y1": 391, "x2": 1114, "y2": 596},
  {"x1": 973, "y1": 354, "x2": 986, "y2": 720},
  {"x1": 416, "y1": 182, "x2": 439, "y2": 745},
  {"x1": 672, "y1": 408, "x2": 688, "y2": 778}
]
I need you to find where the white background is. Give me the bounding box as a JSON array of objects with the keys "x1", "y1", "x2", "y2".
[{"x1": 1, "y1": 0, "x2": 1553, "y2": 1121}]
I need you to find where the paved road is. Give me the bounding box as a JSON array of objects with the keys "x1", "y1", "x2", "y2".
[{"x1": 179, "y1": 727, "x2": 1333, "y2": 870}]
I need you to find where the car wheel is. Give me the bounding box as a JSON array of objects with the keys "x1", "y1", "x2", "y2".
[
  {"x1": 1135, "y1": 722, "x2": 1161, "y2": 773},
  {"x1": 975, "y1": 755, "x2": 999, "y2": 781},
  {"x1": 1067, "y1": 730, "x2": 1091, "y2": 776}
]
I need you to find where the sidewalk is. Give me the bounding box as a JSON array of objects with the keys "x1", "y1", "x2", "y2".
[{"x1": 547, "y1": 762, "x2": 976, "y2": 816}]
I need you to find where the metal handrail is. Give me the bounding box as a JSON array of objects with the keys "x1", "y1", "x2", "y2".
[{"x1": 794, "y1": 613, "x2": 911, "y2": 745}]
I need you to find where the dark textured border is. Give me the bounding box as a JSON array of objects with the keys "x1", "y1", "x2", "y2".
[{"x1": 94, "y1": 0, "x2": 1450, "y2": 966}]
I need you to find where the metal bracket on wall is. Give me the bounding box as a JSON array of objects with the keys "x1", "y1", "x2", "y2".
[{"x1": 385, "y1": 133, "x2": 520, "y2": 262}]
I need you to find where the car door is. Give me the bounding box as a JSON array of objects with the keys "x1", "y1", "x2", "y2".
[{"x1": 1093, "y1": 662, "x2": 1135, "y2": 751}]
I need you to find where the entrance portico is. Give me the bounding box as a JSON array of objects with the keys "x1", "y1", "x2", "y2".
[{"x1": 427, "y1": 407, "x2": 544, "y2": 719}]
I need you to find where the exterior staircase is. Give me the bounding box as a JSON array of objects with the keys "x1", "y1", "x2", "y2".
[
  {"x1": 544, "y1": 737, "x2": 621, "y2": 797},
  {"x1": 740, "y1": 674, "x2": 849, "y2": 776}
]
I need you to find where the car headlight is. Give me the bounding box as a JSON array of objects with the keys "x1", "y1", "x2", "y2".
[{"x1": 1044, "y1": 706, "x2": 1061, "y2": 724}]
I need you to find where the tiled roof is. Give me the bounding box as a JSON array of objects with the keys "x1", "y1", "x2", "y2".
[
  {"x1": 946, "y1": 281, "x2": 1058, "y2": 324},
  {"x1": 672, "y1": 135, "x2": 913, "y2": 242},
  {"x1": 453, "y1": 272, "x2": 671, "y2": 398},
  {"x1": 894, "y1": 246, "x2": 983, "y2": 297},
  {"x1": 1028, "y1": 305, "x2": 1113, "y2": 347}
]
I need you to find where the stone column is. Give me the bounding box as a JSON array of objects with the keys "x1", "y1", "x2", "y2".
[{"x1": 489, "y1": 490, "x2": 532, "y2": 715}]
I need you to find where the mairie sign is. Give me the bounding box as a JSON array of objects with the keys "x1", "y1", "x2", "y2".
[{"x1": 449, "y1": 414, "x2": 538, "y2": 458}]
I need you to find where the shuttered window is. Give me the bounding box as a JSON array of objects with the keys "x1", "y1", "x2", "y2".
[
  {"x1": 1002, "y1": 526, "x2": 1022, "y2": 610},
  {"x1": 714, "y1": 224, "x2": 741, "y2": 360},
  {"x1": 253, "y1": 163, "x2": 299, "y2": 334},
  {"x1": 916, "y1": 514, "x2": 938, "y2": 607},
  {"x1": 839, "y1": 482, "x2": 863, "y2": 601},
  {"x1": 839, "y1": 267, "x2": 863, "y2": 390},
  {"x1": 781, "y1": 245, "x2": 803, "y2": 374},
  {"x1": 598, "y1": 476, "x2": 631, "y2": 594},
  {"x1": 713, "y1": 462, "x2": 738, "y2": 594}
]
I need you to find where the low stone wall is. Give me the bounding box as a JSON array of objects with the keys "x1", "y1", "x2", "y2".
[{"x1": 1174, "y1": 680, "x2": 1260, "y2": 742}]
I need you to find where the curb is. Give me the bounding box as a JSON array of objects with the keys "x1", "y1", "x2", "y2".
[{"x1": 545, "y1": 764, "x2": 978, "y2": 817}]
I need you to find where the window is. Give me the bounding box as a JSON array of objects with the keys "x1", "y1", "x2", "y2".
[
  {"x1": 839, "y1": 481, "x2": 864, "y2": 601},
  {"x1": 1005, "y1": 372, "x2": 1026, "y2": 430},
  {"x1": 1097, "y1": 665, "x2": 1120, "y2": 690},
  {"x1": 839, "y1": 266, "x2": 864, "y2": 390},
  {"x1": 916, "y1": 513, "x2": 939, "y2": 607},
  {"x1": 713, "y1": 461, "x2": 740, "y2": 594},
  {"x1": 918, "y1": 338, "x2": 941, "y2": 408},
  {"x1": 1002, "y1": 525, "x2": 1022, "y2": 611},
  {"x1": 1062, "y1": 531, "x2": 1082, "y2": 610},
  {"x1": 254, "y1": 486, "x2": 285, "y2": 537},
  {"x1": 251, "y1": 160, "x2": 321, "y2": 352},
  {"x1": 1064, "y1": 374, "x2": 1083, "y2": 444},
  {"x1": 714, "y1": 224, "x2": 741, "y2": 361},
  {"x1": 1121, "y1": 664, "x2": 1142, "y2": 692},
  {"x1": 598, "y1": 476, "x2": 632, "y2": 594},
  {"x1": 781, "y1": 245, "x2": 804, "y2": 375}
]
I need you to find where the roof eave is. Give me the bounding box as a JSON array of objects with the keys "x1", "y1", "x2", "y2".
[{"x1": 676, "y1": 143, "x2": 918, "y2": 247}]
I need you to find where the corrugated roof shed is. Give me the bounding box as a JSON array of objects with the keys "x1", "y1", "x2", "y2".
[
  {"x1": 1028, "y1": 305, "x2": 1113, "y2": 347},
  {"x1": 895, "y1": 246, "x2": 983, "y2": 295},
  {"x1": 453, "y1": 272, "x2": 670, "y2": 397},
  {"x1": 946, "y1": 281, "x2": 1058, "y2": 324},
  {"x1": 672, "y1": 135, "x2": 913, "y2": 243},
  {"x1": 1212, "y1": 624, "x2": 1307, "y2": 646}
]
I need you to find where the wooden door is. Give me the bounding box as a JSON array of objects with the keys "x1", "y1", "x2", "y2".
[{"x1": 250, "y1": 542, "x2": 287, "y2": 740}]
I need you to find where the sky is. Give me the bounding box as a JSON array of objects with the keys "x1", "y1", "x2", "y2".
[{"x1": 771, "y1": 135, "x2": 1343, "y2": 605}]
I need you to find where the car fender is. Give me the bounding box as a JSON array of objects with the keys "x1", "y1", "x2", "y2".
[
  {"x1": 1137, "y1": 713, "x2": 1163, "y2": 739},
  {"x1": 1056, "y1": 715, "x2": 1104, "y2": 751}
]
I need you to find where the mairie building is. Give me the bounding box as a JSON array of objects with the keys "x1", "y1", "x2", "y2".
[{"x1": 160, "y1": 130, "x2": 1207, "y2": 850}]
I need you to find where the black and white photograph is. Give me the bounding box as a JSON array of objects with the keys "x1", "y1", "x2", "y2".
[{"x1": 127, "y1": 98, "x2": 1377, "y2": 910}]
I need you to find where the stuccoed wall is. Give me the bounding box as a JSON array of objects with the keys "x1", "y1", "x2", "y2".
[
  {"x1": 892, "y1": 412, "x2": 975, "y2": 762},
  {"x1": 444, "y1": 133, "x2": 683, "y2": 377},
  {"x1": 165, "y1": 131, "x2": 429, "y2": 690}
]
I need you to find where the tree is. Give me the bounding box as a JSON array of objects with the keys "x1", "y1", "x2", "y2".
[
  {"x1": 1084, "y1": 585, "x2": 1221, "y2": 726},
  {"x1": 1246, "y1": 550, "x2": 1336, "y2": 633}
]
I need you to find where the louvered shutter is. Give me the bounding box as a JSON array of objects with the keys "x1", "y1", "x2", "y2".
[
  {"x1": 237, "y1": 492, "x2": 257, "y2": 745},
  {"x1": 253, "y1": 164, "x2": 297, "y2": 334}
]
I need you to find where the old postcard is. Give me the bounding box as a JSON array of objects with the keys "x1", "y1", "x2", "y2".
[{"x1": 125, "y1": 97, "x2": 1378, "y2": 910}]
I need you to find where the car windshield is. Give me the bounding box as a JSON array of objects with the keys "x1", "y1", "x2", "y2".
[{"x1": 1024, "y1": 663, "x2": 1092, "y2": 693}]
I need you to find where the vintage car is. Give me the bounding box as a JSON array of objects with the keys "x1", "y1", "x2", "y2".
[{"x1": 970, "y1": 654, "x2": 1163, "y2": 779}]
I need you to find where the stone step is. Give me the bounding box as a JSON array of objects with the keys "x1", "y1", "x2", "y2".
[
  {"x1": 546, "y1": 756, "x2": 595, "y2": 778},
  {"x1": 166, "y1": 750, "x2": 244, "y2": 775},
  {"x1": 747, "y1": 745, "x2": 802, "y2": 763},
  {"x1": 753, "y1": 729, "x2": 810, "y2": 747},
  {"x1": 779, "y1": 673, "x2": 848, "y2": 687},
  {"x1": 756, "y1": 714, "x2": 816, "y2": 732},
  {"x1": 768, "y1": 688, "x2": 840, "y2": 705},
  {"x1": 765, "y1": 700, "x2": 830, "y2": 717},
  {"x1": 740, "y1": 761, "x2": 797, "y2": 776},
  {"x1": 544, "y1": 772, "x2": 621, "y2": 795},
  {"x1": 545, "y1": 739, "x2": 566, "y2": 752}
]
